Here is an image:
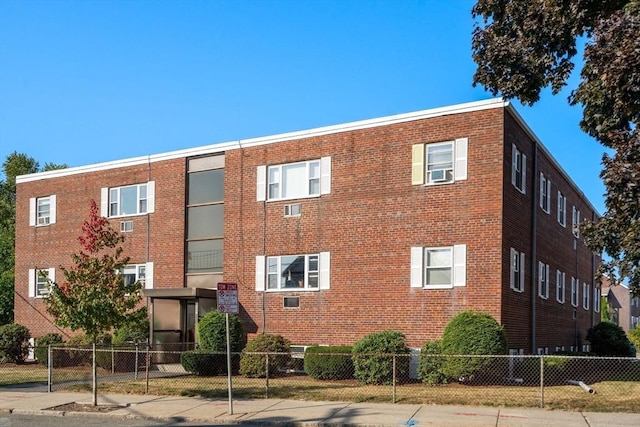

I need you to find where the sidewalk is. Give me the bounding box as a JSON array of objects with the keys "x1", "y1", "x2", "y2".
[{"x1": 1, "y1": 389, "x2": 639, "y2": 426}]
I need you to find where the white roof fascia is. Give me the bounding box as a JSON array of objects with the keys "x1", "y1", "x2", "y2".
[{"x1": 17, "y1": 98, "x2": 507, "y2": 184}]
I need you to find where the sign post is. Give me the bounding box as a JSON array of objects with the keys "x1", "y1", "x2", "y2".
[{"x1": 217, "y1": 283, "x2": 239, "y2": 415}]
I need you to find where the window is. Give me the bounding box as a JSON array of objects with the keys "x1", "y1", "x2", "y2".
[
  {"x1": 572, "y1": 206, "x2": 580, "y2": 238},
  {"x1": 538, "y1": 262, "x2": 549, "y2": 299},
  {"x1": 29, "y1": 195, "x2": 56, "y2": 226},
  {"x1": 187, "y1": 163, "x2": 224, "y2": 274},
  {"x1": 556, "y1": 270, "x2": 565, "y2": 303},
  {"x1": 557, "y1": 192, "x2": 566, "y2": 226},
  {"x1": 28, "y1": 268, "x2": 55, "y2": 298},
  {"x1": 510, "y1": 248, "x2": 525, "y2": 292},
  {"x1": 571, "y1": 277, "x2": 579, "y2": 307},
  {"x1": 255, "y1": 252, "x2": 330, "y2": 291},
  {"x1": 101, "y1": 182, "x2": 155, "y2": 217},
  {"x1": 594, "y1": 285, "x2": 600, "y2": 313},
  {"x1": 121, "y1": 263, "x2": 154, "y2": 289},
  {"x1": 511, "y1": 144, "x2": 526, "y2": 193},
  {"x1": 412, "y1": 138, "x2": 467, "y2": 185},
  {"x1": 410, "y1": 245, "x2": 466, "y2": 289},
  {"x1": 257, "y1": 157, "x2": 331, "y2": 202},
  {"x1": 583, "y1": 282, "x2": 590, "y2": 310},
  {"x1": 540, "y1": 173, "x2": 551, "y2": 213}
]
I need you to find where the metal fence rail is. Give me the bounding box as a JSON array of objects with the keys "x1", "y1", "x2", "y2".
[{"x1": 2, "y1": 347, "x2": 639, "y2": 412}]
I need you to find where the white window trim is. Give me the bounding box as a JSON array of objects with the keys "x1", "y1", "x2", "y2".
[
  {"x1": 255, "y1": 252, "x2": 330, "y2": 291},
  {"x1": 510, "y1": 248, "x2": 525, "y2": 293},
  {"x1": 571, "y1": 277, "x2": 579, "y2": 307},
  {"x1": 594, "y1": 285, "x2": 600, "y2": 313},
  {"x1": 557, "y1": 191, "x2": 566, "y2": 227},
  {"x1": 410, "y1": 244, "x2": 466, "y2": 289},
  {"x1": 411, "y1": 138, "x2": 468, "y2": 186},
  {"x1": 120, "y1": 262, "x2": 154, "y2": 290},
  {"x1": 100, "y1": 181, "x2": 155, "y2": 218},
  {"x1": 511, "y1": 144, "x2": 526, "y2": 194},
  {"x1": 540, "y1": 173, "x2": 551, "y2": 213},
  {"x1": 572, "y1": 206, "x2": 580, "y2": 238},
  {"x1": 538, "y1": 262, "x2": 549, "y2": 299},
  {"x1": 29, "y1": 195, "x2": 57, "y2": 226},
  {"x1": 556, "y1": 270, "x2": 565, "y2": 303},
  {"x1": 257, "y1": 157, "x2": 331, "y2": 202},
  {"x1": 28, "y1": 268, "x2": 55, "y2": 298},
  {"x1": 583, "y1": 282, "x2": 590, "y2": 310}
]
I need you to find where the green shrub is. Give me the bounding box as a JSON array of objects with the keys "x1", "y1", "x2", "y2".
[
  {"x1": 34, "y1": 333, "x2": 64, "y2": 366},
  {"x1": 304, "y1": 346, "x2": 353, "y2": 380},
  {"x1": 440, "y1": 311, "x2": 507, "y2": 381},
  {"x1": 587, "y1": 322, "x2": 635, "y2": 357},
  {"x1": 418, "y1": 339, "x2": 447, "y2": 385},
  {"x1": 352, "y1": 330, "x2": 410, "y2": 385},
  {"x1": 239, "y1": 334, "x2": 291, "y2": 378},
  {"x1": 628, "y1": 325, "x2": 640, "y2": 354},
  {"x1": 181, "y1": 351, "x2": 225, "y2": 376},
  {"x1": 63, "y1": 333, "x2": 112, "y2": 367},
  {"x1": 113, "y1": 319, "x2": 149, "y2": 345},
  {"x1": 0, "y1": 323, "x2": 31, "y2": 363},
  {"x1": 197, "y1": 311, "x2": 244, "y2": 352}
]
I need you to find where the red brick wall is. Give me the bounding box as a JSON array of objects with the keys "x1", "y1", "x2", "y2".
[
  {"x1": 225, "y1": 108, "x2": 506, "y2": 348},
  {"x1": 14, "y1": 158, "x2": 187, "y2": 339}
]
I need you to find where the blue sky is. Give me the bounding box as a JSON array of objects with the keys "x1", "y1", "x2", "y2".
[{"x1": 0, "y1": 0, "x2": 604, "y2": 212}]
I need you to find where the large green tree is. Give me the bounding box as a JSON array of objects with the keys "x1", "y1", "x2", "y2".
[
  {"x1": 472, "y1": 0, "x2": 640, "y2": 294},
  {"x1": 0, "y1": 152, "x2": 66, "y2": 325}
]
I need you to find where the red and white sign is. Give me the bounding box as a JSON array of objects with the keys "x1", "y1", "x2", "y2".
[{"x1": 217, "y1": 282, "x2": 239, "y2": 314}]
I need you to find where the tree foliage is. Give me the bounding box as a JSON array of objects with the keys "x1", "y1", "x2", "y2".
[
  {"x1": 472, "y1": 0, "x2": 640, "y2": 294},
  {"x1": 440, "y1": 311, "x2": 507, "y2": 381},
  {"x1": 586, "y1": 321, "x2": 635, "y2": 356},
  {"x1": 45, "y1": 200, "x2": 146, "y2": 342},
  {"x1": 0, "y1": 152, "x2": 67, "y2": 325}
]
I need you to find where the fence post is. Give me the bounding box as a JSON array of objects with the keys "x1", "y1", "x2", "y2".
[
  {"x1": 145, "y1": 342, "x2": 150, "y2": 394},
  {"x1": 392, "y1": 353, "x2": 397, "y2": 404},
  {"x1": 539, "y1": 355, "x2": 545, "y2": 408},
  {"x1": 111, "y1": 344, "x2": 115, "y2": 374},
  {"x1": 47, "y1": 345, "x2": 52, "y2": 393},
  {"x1": 265, "y1": 352, "x2": 270, "y2": 399},
  {"x1": 134, "y1": 343, "x2": 139, "y2": 380}
]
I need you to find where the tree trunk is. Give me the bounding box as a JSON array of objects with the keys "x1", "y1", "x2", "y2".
[{"x1": 92, "y1": 342, "x2": 97, "y2": 406}]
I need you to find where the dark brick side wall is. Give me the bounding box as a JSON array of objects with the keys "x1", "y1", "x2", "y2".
[{"x1": 501, "y1": 112, "x2": 600, "y2": 353}]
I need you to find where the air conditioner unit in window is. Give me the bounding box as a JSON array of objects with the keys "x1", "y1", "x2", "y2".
[
  {"x1": 37, "y1": 217, "x2": 50, "y2": 225},
  {"x1": 284, "y1": 203, "x2": 301, "y2": 217},
  {"x1": 429, "y1": 169, "x2": 452, "y2": 183},
  {"x1": 120, "y1": 221, "x2": 133, "y2": 232}
]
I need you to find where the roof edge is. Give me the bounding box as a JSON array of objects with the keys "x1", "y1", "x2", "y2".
[{"x1": 16, "y1": 98, "x2": 507, "y2": 183}]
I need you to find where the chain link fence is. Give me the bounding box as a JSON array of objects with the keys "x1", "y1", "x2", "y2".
[{"x1": 2, "y1": 346, "x2": 639, "y2": 412}]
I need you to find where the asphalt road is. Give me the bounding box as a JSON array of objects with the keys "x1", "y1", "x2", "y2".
[{"x1": 0, "y1": 413, "x2": 221, "y2": 427}]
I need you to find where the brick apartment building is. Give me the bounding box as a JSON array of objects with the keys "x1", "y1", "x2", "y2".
[
  {"x1": 602, "y1": 277, "x2": 640, "y2": 333},
  {"x1": 14, "y1": 98, "x2": 601, "y2": 355}
]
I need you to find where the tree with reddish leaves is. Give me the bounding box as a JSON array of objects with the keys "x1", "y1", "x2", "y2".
[
  {"x1": 46, "y1": 199, "x2": 147, "y2": 340},
  {"x1": 45, "y1": 199, "x2": 146, "y2": 405}
]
